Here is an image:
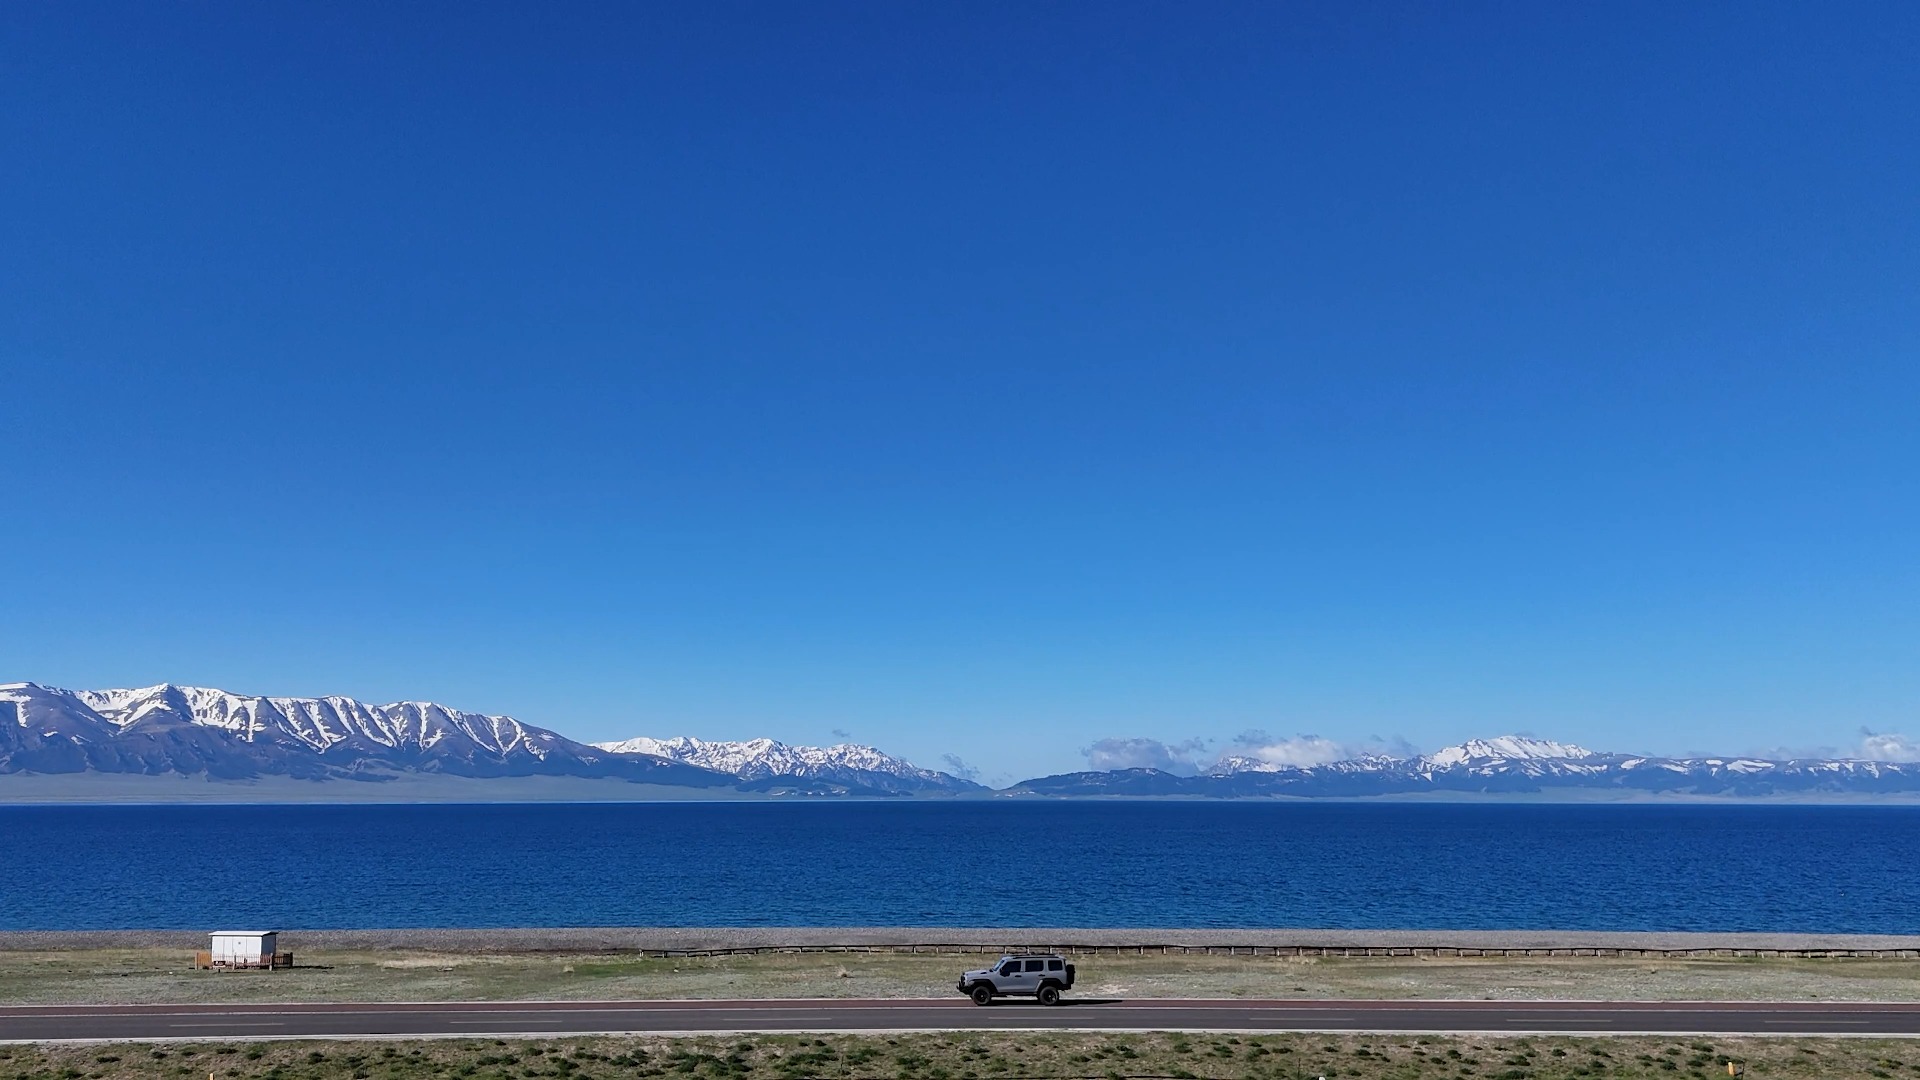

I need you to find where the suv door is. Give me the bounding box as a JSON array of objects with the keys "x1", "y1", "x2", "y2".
[
  {"x1": 996, "y1": 959, "x2": 1032, "y2": 995},
  {"x1": 1019, "y1": 958, "x2": 1049, "y2": 992}
]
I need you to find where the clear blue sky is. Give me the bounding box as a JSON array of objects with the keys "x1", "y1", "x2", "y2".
[{"x1": 4, "y1": 2, "x2": 1917, "y2": 783}]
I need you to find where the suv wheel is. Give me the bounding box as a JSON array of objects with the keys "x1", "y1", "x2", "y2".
[
  {"x1": 1037, "y1": 984, "x2": 1061, "y2": 1006},
  {"x1": 969, "y1": 984, "x2": 994, "y2": 1006}
]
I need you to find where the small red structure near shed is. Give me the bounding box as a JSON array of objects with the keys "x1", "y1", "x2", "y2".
[{"x1": 194, "y1": 931, "x2": 293, "y2": 970}]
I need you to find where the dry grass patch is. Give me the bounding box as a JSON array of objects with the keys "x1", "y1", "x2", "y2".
[
  {"x1": 0, "y1": 950, "x2": 1915, "y2": 1008},
  {"x1": 1, "y1": 1034, "x2": 1918, "y2": 1080}
]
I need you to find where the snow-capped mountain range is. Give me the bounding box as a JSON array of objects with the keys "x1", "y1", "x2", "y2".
[
  {"x1": 1209, "y1": 736, "x2": 1605, "y2": 777},
  {"x1": 591, "y1": 735, "x2": 977, "y2": 793},
  {"x1": 1016, "y1": 735, "x2": 1920, "y2": 798},
  {"x1": 0, "y1": 682, "x2": 976, "y2": 794},
  {"x1": 6, "y1": 682, "x2": 1917, "y2": 799}
]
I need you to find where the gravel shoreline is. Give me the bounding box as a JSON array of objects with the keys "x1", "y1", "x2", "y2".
[{"x1": 5, "y1": 927, "x2": 1920, "y2": 954}]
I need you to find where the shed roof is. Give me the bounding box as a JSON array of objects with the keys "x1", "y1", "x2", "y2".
[{"x1": 210, "y1": 931, "x2": 278, "y2": 937}]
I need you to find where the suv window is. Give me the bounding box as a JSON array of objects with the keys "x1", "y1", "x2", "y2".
[
  {"x1": 1024, "y1": 959, "x2": 1045, "y2": 972},
  {"x1": 1047, "y1": 959, "x2": 1063, "y2": 971},
  {"x1": 998, "y1": 962, "x2": 1018, "y2": 977}
]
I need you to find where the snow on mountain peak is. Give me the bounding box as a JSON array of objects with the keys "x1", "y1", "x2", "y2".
[
  {"x1": 1423, "y1": 735, "x2": 1596, "y2": 768},
  {"x1": 0, "y1": 681, "x2": 756, "y2": 785},
  {"x1": 5, "y1": 682, "x2": 979, "y2": 792},
  {"x1": 591, "y1": 734, "x2": 975, "y2": 790},
  {"x1": 63, "y1": 684, "x2": 583, "y2": 760}
]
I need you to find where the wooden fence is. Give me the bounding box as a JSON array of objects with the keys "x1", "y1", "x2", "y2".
[
  {"x1": 627, "y1": 943, "x2": 1920, "y2": 960},
  {"x1": 193, "y1": 951, "x2": 295, "y2": 970}
]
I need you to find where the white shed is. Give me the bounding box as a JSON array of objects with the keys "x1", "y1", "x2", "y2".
[{"x1": 209, "y1": 931, "x2": 278, "y2": 965}]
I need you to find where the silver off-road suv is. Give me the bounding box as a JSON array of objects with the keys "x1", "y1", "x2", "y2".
[{"x1": 955, "y1": 953, "x2": 1076, "y2": 1006}]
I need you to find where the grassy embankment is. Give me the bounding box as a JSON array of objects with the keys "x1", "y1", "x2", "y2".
[
  {"x1": 3, "y1": 1033, "x2": 1919, "y2": 1080},
  {"x1": 0, "y1": 949, "x2": 1916, "y2": 1007}
]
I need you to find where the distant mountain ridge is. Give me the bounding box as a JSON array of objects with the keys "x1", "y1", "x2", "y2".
[
  {"x1": 7, "y1": 682, "x2": 1917, "y2": 800},
  {"x1": 592, "y1": 735, "x2": 980, "y2": 794},
  {"x1": 0, "y1": 682, "x2": 975, "y2": 793},
  {"x1": 1016, "y1": 734, "x2": 1920, "y2": 798},
  {"x1": 1208, "y1": 735, "x2": 1603, "y2": 778},
  {"x1": 0, "y1": 682, "x2": 730, "y2": 786}
]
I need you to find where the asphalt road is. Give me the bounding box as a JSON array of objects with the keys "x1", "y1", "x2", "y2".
[{"x1": 4, "y1": 998, "x2": 1920, "y2": 1041}]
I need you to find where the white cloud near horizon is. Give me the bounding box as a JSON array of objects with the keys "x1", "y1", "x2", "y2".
[
  {"x1": 1080, "y1": 731, "x2": 1422, "y2": 775},
  {"x1": 939, "y1": 752, "x2": 982, "y2": 781},
  {"x1": 1860, "y1": 729, "x2": 1920, "y2": 762},
  {"x1": 1226, "y1": 729, "x2": 1419, "y2": 768},
  {"x1": 1227, "y1": 732, "x2": 1350, "y2": 767},
  {"x1": 1083, "y1": 737, "x2": 1210, "y2": 776}
]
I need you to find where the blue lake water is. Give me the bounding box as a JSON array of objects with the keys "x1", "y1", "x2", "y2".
[{"x1": 1, "y1": 801, "x2": 1916, "y2": 933}]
